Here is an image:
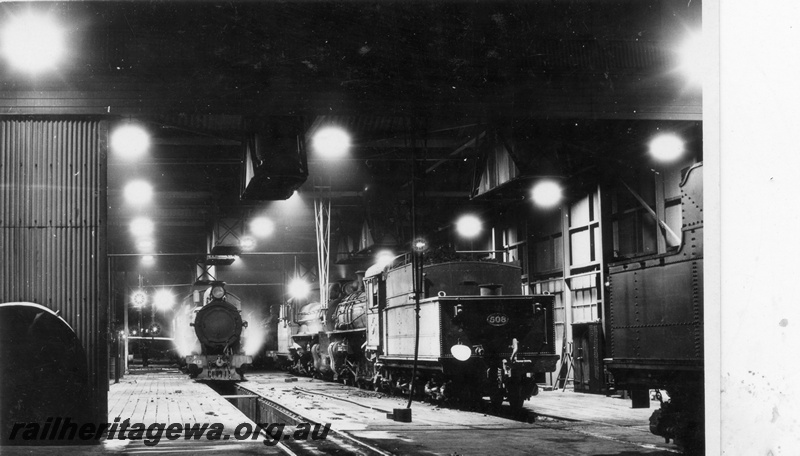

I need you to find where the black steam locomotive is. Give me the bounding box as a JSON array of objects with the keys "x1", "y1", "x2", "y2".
[
  {"x1": 276, "y1": 260, "x2": 558, "y2": 410},
  {"x1": 604, "y1": 163, "x2": 704, "y2": 449},
  {"x1": 183, "y1": 282, "x2": 253, "y2": 381}
]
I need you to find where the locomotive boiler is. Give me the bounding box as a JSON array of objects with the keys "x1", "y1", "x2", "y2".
[
  {"x1": 183, "y1": 282, "x2": 253, "y2": 381},
  {"x1": 604, "y1": 163, "x2": 704, "y2": 450},
  {"x1": 277, "y1": 260, "x2": 558, "y2": 410}
]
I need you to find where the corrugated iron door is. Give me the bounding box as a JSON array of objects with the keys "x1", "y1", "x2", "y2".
[{"x1": 0, "y1": 118, "x2": 108, "y2": 424}]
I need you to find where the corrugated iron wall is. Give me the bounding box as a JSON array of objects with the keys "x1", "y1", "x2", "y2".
[{"x1": 0, "y1": 118, "x2": 108, "y2": 424}]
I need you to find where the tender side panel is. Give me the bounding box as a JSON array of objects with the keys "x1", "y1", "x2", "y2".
[
  {"x1": 384, "y1": 300, "x2": 443, "y2": 361},
  {"x1": 609, "y1": 259, "x2": 702, "y2": 362}
]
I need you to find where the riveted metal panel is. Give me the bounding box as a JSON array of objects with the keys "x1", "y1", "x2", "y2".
[{"x1": 0, "y1": 118, "x2": 108, "y2": 425}]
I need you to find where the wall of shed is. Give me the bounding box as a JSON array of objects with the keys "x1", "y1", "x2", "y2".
[{"x1": 0, "y1": 118, "x2": 108, "y2": 425}]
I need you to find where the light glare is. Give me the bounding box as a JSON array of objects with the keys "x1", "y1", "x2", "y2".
[
  {"x1": 136, "y1": 238, "x2": 155, "y2": 252},
  {"x1": 111, "y1": 125, "x2": 150, "y2": 159},
  {"x1": 678, "y1": 32, "x2": 703, "y2": 86},
  {"x1": 131, "y1": 290, "x2": 147, "y2": 308},
  {"x1": 124, "y1": 180, "x2": 153, "y2": 206},
  {"x1": 154, "y1": 290, "x2": 175, "y2": 311},
  {"x1": 141, "y1": 255, "x2": 155, "y2": 266},
  {"x1": 288, "y1": 278, "x2": 310, "y2": 299},
  {"x1": 312, "y1": 127, "x2": 351, "y2": 158},
  {"x1": 130, "y1": 217, "x2": 154, "y2": 237},
  {"x1": 531, "y1": 181, "x2": 563, "y2": 208},
  {"x1": 1, "y1": 13, "x2": 65, "y2": 73},
  {"x1": 375, "y1": 250, "x2": 395, "y2": 266},
  {"x1": 250, "y1": 217, "x2": 274, "y2": 237},
  {"x1": 240, "y1": 236, "x2": 256, "y2": 251},
  {"x1": 456, "y1": 215, "x2": 482, "y2": 238},
  {"x1": 649, "y1": 133, "x2": 685, "y2": 162}
]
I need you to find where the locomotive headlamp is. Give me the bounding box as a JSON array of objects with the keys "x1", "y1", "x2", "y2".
[
  {"x1": 211, "y1": 285, "x2": 226, "y2": 299},
  {"x1": 450, "y1": 342, "x2": 471, "y2": 362}
]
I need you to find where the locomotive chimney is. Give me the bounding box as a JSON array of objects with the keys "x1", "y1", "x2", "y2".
[{"x1": 479, "y1": 283, "x2": 503, "y2": 296}]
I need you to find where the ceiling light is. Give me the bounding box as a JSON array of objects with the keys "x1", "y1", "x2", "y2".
[
  {"x1": 111, "y1": 124, "x2": 150, "y2": 160},
  {"x1": 531, "y1": 181, "x2": 563, "y2": 208},
  {"x1": 456, "y1": 215, "x2": 482, "y2": 238},
  {"x1": 1, "y1": 12, "x2": 65, "y2": 73},
  {"x1": 312, "y1": 127, "x2": 351, "y2": 158},
  {"x1": 250, "y1": 217, "x2": 274, "y2": 238},
  {"x1": 649, "y1": 133, "x2": 685, "y2": 162},
  {"x1": 141, "y1": 255, "x2": 155, "y2": 266},
  {"x1": 288, "y1": 278, "x2": 310, "y2": 299},
  {"x1": 124, "y1": 180, "x2": 153, "y2": 206},
  {"x1": 130, "y1": 217, "x2": 154, "y2": 237},
  {"x1": 153, "y1": 290, "x2": 175, "y2": 311}
]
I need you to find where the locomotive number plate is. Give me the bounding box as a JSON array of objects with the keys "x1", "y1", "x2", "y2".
[{"x1": 486, "y1": 313, "x2": 509, "y2": 326}]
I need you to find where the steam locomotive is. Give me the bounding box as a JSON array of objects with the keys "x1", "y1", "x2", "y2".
[
  {"x1": 276, "y1": 260, "x2": 558, "y2": 410},
  {"x1": 183, "y1": 282, "x2": 253, "y2": 381},
  {"x1": 605, "y1": 163, "x2": 704, "y2": 449}
]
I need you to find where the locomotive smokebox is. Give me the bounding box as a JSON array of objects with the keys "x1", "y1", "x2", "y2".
[
  {"x1": 194, "y1": 299, "x2": 244, "y2": 354},
  {"x1": 478, "y1": 283, "x2": 503, "y2": 296}
]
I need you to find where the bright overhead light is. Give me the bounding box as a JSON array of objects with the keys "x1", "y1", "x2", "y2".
[
  {"x1": 141, "y1": 255, "x2": 155, "y2": 266},
  {"x1": 111, "y1": 124, "x2": 150, "y2": 160},
  {"x1": 456, "y1": 214, "x2": 482, "y2": 238},
  {"x1": 677, "y1": 31, "x2": 703, "y2": 87},
  {"x1": 649, "y1": 133, "x2": 685, "y2": 162},
  {"x1": 250, "y1": 217, "x2": 274, "y2": 238},
  {"x1": 288, "y1": 278, "x2": 310, "y2": 299},
  {"x1": 531, "y1": 181, "x2": 563, "y2": 208},
  {"x1": 1, "y1": 12, "x2": 65, "y2": 73},
  {"x1": 130, "y1": 217, "x2": 154, "y2": 237},
  {"x1": 153, "y1": 290, "x2": 175, "y2": 311},
  {"x1": 312, "y1": 127, "x2": 351, "y2": 158},
  {"x1": 124, "y1": 180, "x2": 153, "y2": 206}
]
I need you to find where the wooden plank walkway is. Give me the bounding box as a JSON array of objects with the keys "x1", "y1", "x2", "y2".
[{"x1": 108, "y1": 369, "x2": 250, "y2": 433}]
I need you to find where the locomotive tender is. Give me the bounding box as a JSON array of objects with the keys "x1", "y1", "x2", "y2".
[
  {"x1": 277, "y1": 259, "x2": 558, "y2": 410},
  {"x1": 183, "y1": 282, "x2": 253, "y2": 381},
  {"x1": 605, "y1": 163, "x2": 704, "y2": 448}
]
